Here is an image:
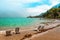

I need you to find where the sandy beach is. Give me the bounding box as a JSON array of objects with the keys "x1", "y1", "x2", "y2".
[
  {"x1": 31, "y1": 26, "x2": 60, "y2": 40},
  {"x1": 0, "y1": 20, "x2": 60, "y2": 40}
]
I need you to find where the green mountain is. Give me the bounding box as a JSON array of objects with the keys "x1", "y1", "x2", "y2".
[
  {"x1": 41, "y1": 3, "x2": 60, "y2": 19},
  {"x1": 27, "y1": 3, "x2": 60, "y2": 18}
]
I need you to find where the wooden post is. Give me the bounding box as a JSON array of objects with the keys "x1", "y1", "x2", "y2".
[{"x1": 15, "y1": 27, "x2": 20, "y2": 34}]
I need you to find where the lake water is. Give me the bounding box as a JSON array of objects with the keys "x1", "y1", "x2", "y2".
[{"x1": 0, "y1": 18, "x2": 53, "y2": 28}]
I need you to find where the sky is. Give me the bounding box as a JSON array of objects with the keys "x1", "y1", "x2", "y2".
[{"x1": 0, "y1": 0, "x2": 60, "y2": 17}]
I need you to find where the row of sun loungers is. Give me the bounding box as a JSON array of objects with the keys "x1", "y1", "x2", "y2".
[
  {"x1": 5, "y1": 26, "x2": 44, "y2": 36},
  {"x1": 6, "y1": 27, "x2": 20, "y2": 36},
  {"x1": 4, "y1": 24, "x2": 59, "y2": 40},
  {"x1": 5, "y1": 25, "x2": 57, "y2": 36}
]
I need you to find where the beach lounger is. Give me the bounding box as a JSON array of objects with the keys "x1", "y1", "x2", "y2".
[
  {"x1": 33, "y1": 26, "x2": 41, "y2": 31},
  {"x1": 15, "y1": 27, "x2": 20, "y2": 34},
  {"x1": 5, "y1": 30, "x2": 11, "y2": 36},
  {"x1": 38, "y1": 26, "x2": 45, "y2": 32},
  {"x1": 38, "y1": 26, "x2": 41, "y2": 30}
]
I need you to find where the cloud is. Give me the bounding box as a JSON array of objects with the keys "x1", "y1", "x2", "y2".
[
  {"x1": 26, "y1": 5, "x2": 52, "y2": 16},
  {"x1": 50, "y1": 0, "x2": 60, "y2": 4},
  {"x1": 0, "y1": 0, "x2": 60, "y2": 17},
  {"x1": 24, "y1": 0, "x2": 60, "y2": 16},
  {"x1": 50, "y1": 0, "x2": 60, "y2": 6}
]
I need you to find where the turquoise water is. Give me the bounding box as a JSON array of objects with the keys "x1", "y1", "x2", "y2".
[
  {"x1": 0, "y1": 18, "x2": 52, "y2": 28},
  {"x1": 0, "y1": 18, "x2": 38, "y2": 28}
]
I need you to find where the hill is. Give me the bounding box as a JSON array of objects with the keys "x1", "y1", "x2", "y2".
[
  {"x1": 41, "y1": 3, "x2": 60, "y2": 19},
  {"x1": 28, "y1": 3, "x2": 60, "y2": 19}
]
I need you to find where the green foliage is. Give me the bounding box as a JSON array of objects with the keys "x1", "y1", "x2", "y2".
[{"x1": 41, "y1": 5, "x2": 60, "y2": 19}]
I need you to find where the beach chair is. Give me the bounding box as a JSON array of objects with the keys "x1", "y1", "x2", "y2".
[
  {"x1": 41, "y1": 26, "x2": 44, "y2": 30},
  {"x1": 5, "y1": 30, "x2": 11, "y2": 36},
  {"x1": 33, "y1": 26, "x2": 41, "y2": 32},
  {"x1": 38, "y1": 26, "x2": 41, "y2": 30},
  {"x1": 38, "y1": 26, "x2": 44, "y2": 32},
  {"x1": 40, "y1": 26, "x2": 44, "y2": 32},
  {"x1": 37, "y1": 26, "x2": 41, "y2": 32},
  {"x1": 15, "y1": 27, "x2": 20, "y2": 34}
]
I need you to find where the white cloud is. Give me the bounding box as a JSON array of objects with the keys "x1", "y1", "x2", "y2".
[
  {"x1": 24, "y1": 0, "x2": 60, "y2": 16},
  {"x1": 0, "y1": 0, "x2": 60, "y2": 17},
  {"x1": 26, "y1": 5, "x2": 52, "y2": 16},
  {"x1": 50, "y1": 0, "x2": 60, "y2": 6},
  {"x1": 50, "y1": 0, "x2": 60, "y2": 3}
]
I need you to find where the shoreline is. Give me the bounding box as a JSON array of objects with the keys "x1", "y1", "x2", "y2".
[
  {"x1": 0, "y1": 18, "x2": 55, "y2": 30},
  {"x1": 0, "y1": 19, "x2": 59, "y2": 34},
  {"x1": 0, "y1": 19, "x2": 60, "y2": 40}
]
